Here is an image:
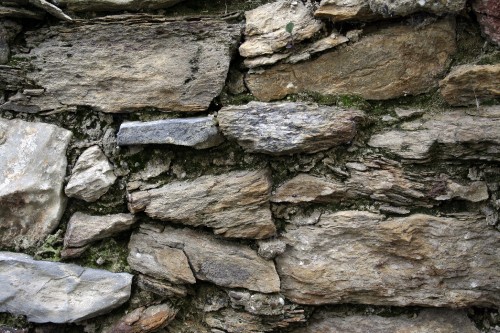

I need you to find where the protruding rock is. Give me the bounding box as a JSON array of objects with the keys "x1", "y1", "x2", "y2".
[
  {"x1": 65, "y1": 146, "x2": 117, "y2": 202},
  {"x1": 0, "y1": 118, "x2": 71, "y2": 249},
  {"x1": 227, "y1": 291, "x2": 285, "y2": 316},
  {"x1": 257, "y1": 239, "x2": 287, "y2": 260},
  {"x1": 128, "y1": 169, "x2": 276, "y2": 239},
  {"x1": 0, "y1": 251, "x2": 132, "y2": 323},
  {"x1": 117, "y1": 117, "x2": 224, "y2": 149},
  {"x1": 59, "y1": 0, "x2": 184, "y2": 12},
  {"x1": 276, "y1": 211, "x2": 500, "y2": 307},
  {"x1": 0, "y1": 5, "x2": 44, "y2": 20},
  {"x1": 107, "y1": 304, "x2": 177, "y2": 333},
  {"x1": 137, "y1": 275, "x2": 188, "y2": 298},
  {"x1": 129, "y1": 224, "x2": 281, "y2": 293},
  {"x1": 315, "y1": 0, "x2": 378, "y2": 21},
  {"x1": 246, "y1": 19, "x2": 456, "y2": 101},
  {"x1": 440, "y1": 64, "x2": 500, "y2": 106},
  {"x1": 473, "y1": 0, "x2": 500, "y2": 46},
  {"x1": 218, "y1": 102, "x2": 365, "y2": 155}
]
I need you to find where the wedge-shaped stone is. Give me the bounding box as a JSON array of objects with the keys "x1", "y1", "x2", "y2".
[
  {"x1": 19, "y1": 16, "x2": 239, "y2": 113},
  {"x1": 440, "y1": 64, "x2": 500, "y2": 106},
  {"x1": 369, "y1": 107, "x2": 500, "y2": 161},
  {"x1": 129, "y1": 224, "x2": 281, "y2": 293},
  {"x1": 107, "y1": 304, "x2": 177, "y2": 333},
  {"x1": 315, "y1": 0, "x2": 378, "y2": 21},
  {"x1": 291, "y1": 308, "x2": 479, "y2": 333},
  {"x1": 218, "y1": 102, "x2": 365, "y2": 155},
  {"x1": 59, "y1": 0, "x2": 184, "y2": 12},
  {"x1": 245, "y1": 19, "x2": 455, "y2": 101},
  {"x1": 276, "y1": 211, "x2": 500, "y2": 307},
  {"x1": 128, "y1": 169, "x2": 276, "y2": 239},
  {"x1": 0, "y1": 118, "x2": 72, "y2": 249},
  {"x1": 0, "y1": 251, "x2": 132, "y2": 323}
]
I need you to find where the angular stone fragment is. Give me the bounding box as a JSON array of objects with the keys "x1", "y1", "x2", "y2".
[
  {"x1": 228, "y1": 291, "x2": 285, "y2": 316},
  {"x1": 290, "y1": 309, "x2": 480, "y2": 333},
  {"x1": 130, "y1": 224, "x2": 281, "y2": 293},
  {"x1": 369, "y1": 107, "x2": 500, "y2": 161},
  {"x1": 218, "y1": 102, "x2": 365, "y2": 155},
  {"x1": 64, "y1": 212, "x2": 136, "y2": 249},
  {"x1": 137, "y1": 274, "x2": 188, "y2": 298},
  {"x1": 276, "y1": 211, "x2": 500, "y2": 307},
  {"x1": 65, "y1": 146, "x2": 117, "y2": 202},
  {"x1": 21, "y1": 16, "x2": 240, "y2": 112},
  {"x1": 59, "y1": 0, "x2": 184, "y2": 12},
  {"x1": 473, "y1": 0, "x2": 500, "y2": 46},
  {"x1": 257, "y1": 239, "x2": 287, "y2": 260},
  {"x1": 0, "y1": 251, "x2": 132, "y2": 323},
  {"x1": 239, "y1": 0, "x2": 323, "y2": 58},
  {"x1": 246, "y1": 19, "x2": 456, "y2": 101},
  {"x1": 315, "y1": 0, "x2": 378, "y2": 21},
  {"x1": 107, "y1": 304, "x2": 177, "y2": 333},
  {"x1": 117, "y1": 116, "x2": 224, "y2": 149},
  {"x1": 0, "y1": 66, "x2": 26, "y2": 90},
  {"x1": 0, "y1": 118, "x2": 71, "y2": 249},
  {"x1": 440, "y1": 64, "x2": 500, "y2": 106},
  {"x1": 0, "y1": 5, "x2": 44, "y2": 20},
  {"x1": 128, "y1": 169, "x2": 276, "y2": 239}
]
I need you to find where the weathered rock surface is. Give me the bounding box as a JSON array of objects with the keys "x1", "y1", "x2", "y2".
[
  {"x1": 129, "y1": 224, "x2": 281, "y2": 293},
  {"x1": 276, "y1": 211, "x2": 500, "y2": 307},
  {"x1": 218, "y1": 102, "x2": 365, "y2": 155},
  {"x1": 0, "y1": 251, "x2": 132, "y2": 323},
  {"x1": 59, "y1": 0, "x2": 184, "y2": 12},
  {"x1": 137, "y1": 274, "x2": 188, "y2": 298},
  {"x1": 239, "y1": 0, "x2": 323, "y2": 58},
  {"x1": 246, "y1": 19, "x2": 456, "y2": 101},
  {"x1": 107, "y1": 304, "x2": 177, "y2": 333},
  {"x1": 369, "y1": 107, "x2": 500, "y2": 161},
  {"x1": 19, "y1": 16, "x2": 239, "y2": 112},
  {"x1": 65, "y1": 146, "x2": 117, "y2": 202},
  {"x1": 290, "y1": 308, "x2": 480, "y2": 333},
  {"x1": 440, "y1": 64, "x2": 500, "y2": 106},
  {"x1": 64, "y1": 212, "x2": 136, "y2": 249},
  {"x1": 257, "y1": 239, "x2": 287, "y2": 260},
  {"x1": 0, "y1": 118, "x2": 71, "y2": 249},
  {"x1": 228, "y1": 291, "x2": 285, "y2": 316},
  {"x1": 315, "y1": 0, "x2": 377, "y2": 21},
  {"x1": 127, "y1": 169, "x2": 276, "y2": 239},
  {"x1": 473, "y1": 0, "x2": 500, "y2": 46},
  {"x1": 0, "y1": 20, "x2": 21, "y2": 64},
  {"x1": 117, "y1": 116, "x2": 224, "y2": 149}
]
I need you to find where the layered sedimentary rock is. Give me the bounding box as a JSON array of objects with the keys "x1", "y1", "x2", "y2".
[
  {"x1": 0, "y1": 118, "x2": 71, "y2": 249},
  {"x1": 276, "y1": 211, "x2": 500, "y2": 307},
  {"x1": 107, "y1": 304, "x2": 177, "y2": 333},
  {"x1": 246, "y1": 19, "x2": 456, "y2": 101},
  {"x1": 218, "y1": 102, "x2": 365, "y2": 155},
  {"x1": 0, "y1": 252, "x2": 132, "y2": 323},
  {"x1": 127, "y1": 169, "x2": 276, "y2": 239},
  {"x1": 59, "y1": 0, "x2": 184, "y2": 12}
]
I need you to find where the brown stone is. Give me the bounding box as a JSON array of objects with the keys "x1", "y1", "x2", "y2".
[{"x1": 107, "y1": 304, "x2": 177, "y2": 333}]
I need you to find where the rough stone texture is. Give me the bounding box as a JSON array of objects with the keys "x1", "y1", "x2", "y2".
[
  {"x1": 257, "y1": 239, "x2": 287, "y2": 260},
  {"x1": 218, "y1": 102, "x2": 366, "y2": 155},
  {"x1": 290, "y1": 309, "x2": 480, "y2": 333},
  {"x1": 65, "y1": 146, "x2": 117, "y2": 202},
  {"x1": 228, "y1": 291, "x2": 285, "y2": 316},
  {"x1": 239, "y1": 0, "x2": 323, "y2": 58},
  {"x1": 369, "y1": 107, "x2": 500, "y2": 161},
  {"x1": 137, "y1": 274, "x2": 188, "y2": 298},
  {"x1": 59, "y1": 0, "x2": 184, "y2": 12},
  {"x1": 0, "y1": 20, "x2": 21, "y2": 64},
  {"x1": 127, "y1": 169, "x2": 276, "y2": 239},
  {"x1": 117, "y1": 116, "x2": 224, "y2": 149},
  {"x1": 439, "y1": 64, "x2": 500, "y2": 106},
  {"x1": 315, "y1": 0, "x2": 378, "y2": 21},
  {"x1": 0, "y1": 118, "x2": 71, "y2": 249},
  {"x1": 246, "y1": 19, "x2": 456, "y2": 101},
  {"x1": 473, "y1": 0, "x2": 500, "y2": 46},
  {"x1": 0, "y1": 251, "x2": 132, "y2": 323},
  {"x1": 19, "y1": 16, "x2": 240, "y2": 113},
  {"x1": 0, "y1": 5, "x2": 44, "y2": 20},
  {"x1": 106, "y1": 304, "x2": 177, "y2": 333},
  {"x1": 64, "y1": 212, "x2": 136, "y2": 249},
  {"x1": 29, "y1": 0, "x2": 73, "y2": 21},
  {"x1": 276, "y1": 211, "x2": 500, "y2": 307},
  {"x1": 129, "y1": 224, "x2": 281, "y2": 293}
]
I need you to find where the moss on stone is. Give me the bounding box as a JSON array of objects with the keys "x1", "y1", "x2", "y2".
[
  {"x1": 73, "y1": 237, "x2": 132, "y2": 273},
  {"x1": 0, "y1": 313, "x2": 31, "y2": 330}
]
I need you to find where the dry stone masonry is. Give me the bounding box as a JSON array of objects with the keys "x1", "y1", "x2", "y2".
[{"x1": 0, "y1": 0, "x2": 499, "y2": 332}]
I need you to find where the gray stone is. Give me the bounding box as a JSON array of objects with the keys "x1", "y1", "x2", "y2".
[
  {"x1": 394, "y1": 108, "x2": 424, "y2": 119},
  {"x1": 257, "y1": 239, "x2": 287, "y2": 260},
  {"x1": 117, "y1": 116, "x2": 224, "y2": 149},
  {"x1": 0, "y1": 118, "x2": 71, "y2": 249},
  {"x1": 218, "y1": 102, "x2": 365, "y2": 155},
  {"x1": 128, "y1": 170, "x2": 276, "y2": 239},
  {"x1": 137, "y1": 274, "x2": 188, "y2": 298},
  {"x1": 0, "y1": 5, "x2": 44, "y2": 20},
  {"x1": 0, "y1": 251, "x2": 132, "y2": 323},
  {"x1": 227, "y1": 291, "x2": 285, "y2": 316},
  {"x1": 0, "y1": 66, "x2": 26, "y2": 91},
  {"x1": 59, "y1": 0, "x2": 184, "y2": 12},
  {"x1": 65, "y1": 146, "x2": 117, "y2": 202},
  {"x1": 21, "y1": 16, "x2": 240, "y2": 113},
  {"x1": 276, "y1": 211, "x2": 500, "y2": 307},
  {"x1": 28, "y1": 0, "x2": 72, "y2": 21},
  {"x1": 129, "y1": 224, "x2": 281, "y2": 293},
  {"x1": 0, "y1": 20, "x2": 21, "y2": 64}
]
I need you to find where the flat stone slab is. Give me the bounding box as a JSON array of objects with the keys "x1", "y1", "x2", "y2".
[
  {"x1": 0, "y1": 118, "x2": 72, "y2": 249},
  {"x1": 0, "y1": 251, "x2": 132, "y2": 323},
  {"x1": 218, "y1": 102, "x2": 366, "y2": 155},
  {"x1": 117, "y1": 116, "x2": 224, "y2": 149},
  {"x1": 59, "y1": 0, "x2": 184, "y2": 12}
]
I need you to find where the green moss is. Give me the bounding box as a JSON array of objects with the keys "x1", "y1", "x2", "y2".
[
  {"x1": 72, "y1": 237, "x2": 131, "y2": 273},
  {"x1": 0, "y1": 313, "x2": 30, "y2": 330},
  {"x1": 219, "y1": 92, "x2": 257, "y2": 106},
  {"x1": 33, "y1": 229, "x2": 64, "y2": 262}
]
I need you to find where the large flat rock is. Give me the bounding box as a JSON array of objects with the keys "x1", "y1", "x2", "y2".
[
  {"x1": 59, "y1": 0, "x2": 184, "y2": 12},
  {"x1": 245, "y1": 19, "x2": 456, "y2": 101},
  {"x1": 276, "y1": 211, "x2": 500, "y2": 307},
  {"x1": 18, "y1": 16, "x2": 239, "y2": 113},
  {"x1": 0, "y1": 251, "x2": 132, "y2": 323},
  {"x1": 127, "y1": 169, "x2": 276, "y2": 239},
  {"x1": 0, "y1": 118, "x2": 72, "y2": 249},
  {"x1": 218, "y1": 102, "x2": 366, "y2": 155}
]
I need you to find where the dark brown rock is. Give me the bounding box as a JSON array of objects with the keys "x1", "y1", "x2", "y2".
[
  {"x1": 473, "y1": 0, "x2": 500, "y2": 46},
  {"x1": 107, "y1": 304, "x2": 177, "y2": 333}
]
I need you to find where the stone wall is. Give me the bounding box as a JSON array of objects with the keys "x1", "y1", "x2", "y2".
[{"x1": 0, "y1": 0, "x2": 499, "y2": 332}]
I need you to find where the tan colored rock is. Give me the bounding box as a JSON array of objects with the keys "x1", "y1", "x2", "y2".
[
  {"x1": 136, "y1": 275, "x2": 187, "y2": 298},
  {"x1": 127, "y1": 169, "x2": 276, "y2": 239},
  {"x1": 315, "y1": 0, "x2": 377, "y2": 21},
  {"x1": 440, "y1": 64, "x2": 500, "y2": 106},
  {"x1": 276, "y1": 211, "x2": 500, "y2": 307},
  {"x1": 59, "y1": 0, "x2": 184, "y2": 12},
  {"x1": 107, "y1": 304, "x2": 177, "y2": 333},
  {"x1": 129, "y1": 224, "x2": 281, "y2": 293},
  {"x1": 245, "y1": 19, "x2": 455, "y2": 101}
]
